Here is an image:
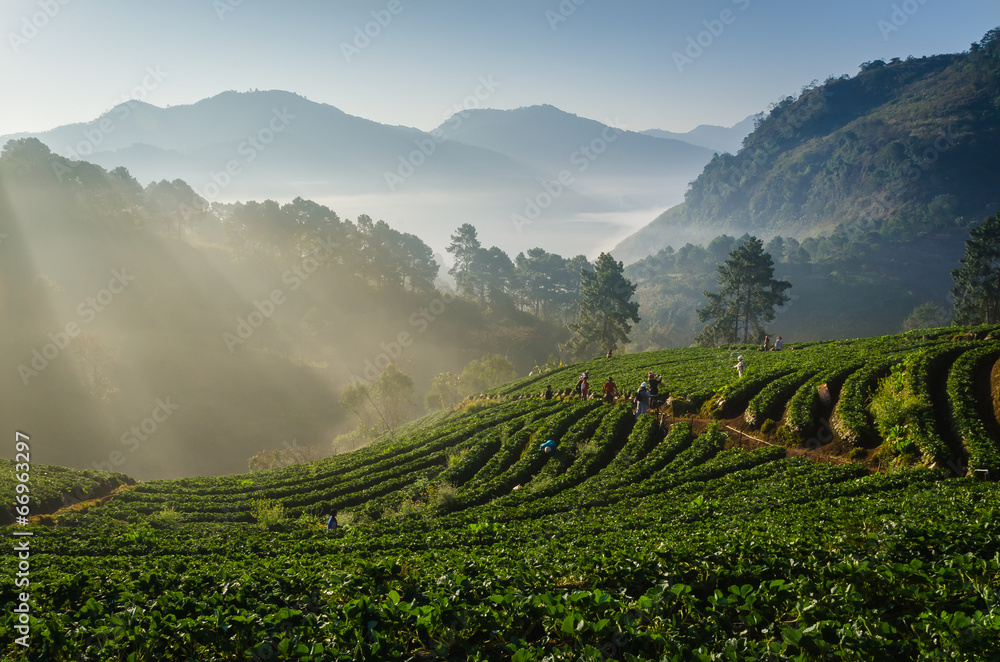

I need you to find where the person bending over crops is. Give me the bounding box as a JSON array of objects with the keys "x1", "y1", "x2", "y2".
[
  {"x1": 327, "y1": 509, "x2": 338, "y2": 533},
  {"x1": 539, "y1": 439, "x2": 557, "y2": 454}
]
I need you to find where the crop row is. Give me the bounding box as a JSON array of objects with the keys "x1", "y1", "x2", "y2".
[
  {"x1": 7, "y1": 434, "x2": 1000, "y2": 660},
  {"x1": 830, "y1": 360, "x2": 891, "y2": 446},
  {"x1": 744, "y1": 368, "x2": 817, "y2": 427},
  {"x1": 492, "y1": 404, "x2": 635, "y2": 514},
  {"x1": 946, "y1": 342, "x2": 1000, "y2": 476},
  {"x1": 902, "y1": 344, "x2": 970, "y2": 465},
  {"x1": 784, "y1": 361, "x2": 862, "y2": 439},
  {"x1": 447, "y1": 401, "x2": 601, "y2": 511}
]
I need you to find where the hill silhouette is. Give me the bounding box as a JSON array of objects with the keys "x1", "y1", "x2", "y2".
[{"x1": 2, "y1": 92, "x2": 717, "y2": 259}]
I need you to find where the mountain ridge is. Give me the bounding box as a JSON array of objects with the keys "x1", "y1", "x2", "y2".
[
  {"x1": 1, "y1": 91, "x2": 718, "y2": 259},
  {"x1": 613, "y1": 30, "x2": 1000, "y2": 264},
  {"x1": 641, "y1": 115, "x2": 757, "y2": 154}
]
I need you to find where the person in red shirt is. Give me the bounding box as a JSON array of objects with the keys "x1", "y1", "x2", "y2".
[{"x1": 603, "y1": 376, "x2": 619, "y2": 403}]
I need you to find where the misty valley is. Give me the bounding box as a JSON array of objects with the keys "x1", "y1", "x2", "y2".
[{"x1": 2, "y1": 22, "x2": 1000, "y2": 662}]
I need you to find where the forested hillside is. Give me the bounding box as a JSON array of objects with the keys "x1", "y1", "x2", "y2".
[
  {"x1": 0, "y1": 139, "x2": 578, "y2": 479},
  {"x1": 610, "y1": 28, "x2": 1000, "y2": 347},
  {"x1": 616, "y1": 28, "x2": 1000, "y2": 262}
]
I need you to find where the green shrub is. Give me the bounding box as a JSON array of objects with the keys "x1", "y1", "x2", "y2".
[
  {"x1": 149, "y1": 507, "x2": 183, "y2": 529},
  {"x1": 35, "y1": 514, "x2": 57, "y2": 527},
  {"x1": 870, "y1": 363, "x2": 936, "y2": 464},
  {"x1": 775, "y1": 425, "x2": 799, "y2": 447},
  {"x1": 700, "y1": 397, "x2": 724, "y2": 419},
  {"x1": 249, "y1": 498, "x2": 285, "y2": 528}
]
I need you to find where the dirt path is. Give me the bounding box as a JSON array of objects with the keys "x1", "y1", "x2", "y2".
[
  {"x1": 27, "y1": 483, "x2": 135, "y2": 524},
  {"x1": 654, "y1": 412, "x2": 860, "y2": 467}
]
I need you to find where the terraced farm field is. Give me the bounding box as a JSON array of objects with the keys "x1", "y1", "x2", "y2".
[{"x1": 4, "y1": 327, "x2": 1000, "y2": 660}]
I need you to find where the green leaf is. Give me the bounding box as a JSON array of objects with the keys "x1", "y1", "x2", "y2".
[{"x1": 562, "y1": 614, "x2": 575, "y2": 635}]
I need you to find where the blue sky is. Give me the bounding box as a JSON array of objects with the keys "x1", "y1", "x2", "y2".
[{"x1": 1, "y1": 0, "x2": 997, "y2": 135}]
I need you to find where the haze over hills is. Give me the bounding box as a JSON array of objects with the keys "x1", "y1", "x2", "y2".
[
  {"x1": 614, "y1": 31, "x2": 1000, "y2": 263},
  {"x1": 1, "y1": 92, "x2": 717, "y2": 260},
  {"x1": 0, "y1": 136, "x2": 573, "y2": 479},
  {"x1": 8, "y1": 26, "x2": 1000, "y2": 478},
  {"x1": 641, "y1": 115, "x2": 757, "y2": 155},
  {"x1": 4, "y1": 90, "x2": 525, "y2": 203},
  {"x1": 437, "y1": 104, "x2": 715, "y2": 180},
  {"x1": 612, "y1": 29, "x2": 1000, "y2": 349}
]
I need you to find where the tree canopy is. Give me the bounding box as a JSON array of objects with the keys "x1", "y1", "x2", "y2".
[
  {"x1": 952, "y1": 212, "x2": 1000, "y2": 325},
  {"x1": 566, "y1": 252, "x2": 640, "y2": 357},
  {"x1": 696, "y1": 237, "x2": 791, "y2": 345}
]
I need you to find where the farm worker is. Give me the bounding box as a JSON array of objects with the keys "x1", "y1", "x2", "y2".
[
  {"x1": 774, "y1": 336, "x2": 783, "y2": 351},
  {"x1": 734, "y1": 356, "x2": 746, "y2": 378},
  {"x1": 542, "y1": 385, "x2": 554, "y2": 400},
  {"x1": 327, "y1": 509, "x2": 338, "y2": 533},
  {"x1": 580, "y1": 373, "x2": 590, "y2": 400},
  {"x1": 647, "y1": 372, "x2": 662, "y2": 397},
  {"x1": 603, "y1": 376, "x2": 619, "y2": 403},
  {"x1": 762, "y1": 335, "x2": 770, "y2": 351},
  {"x1": 539, "y1": 439, "x2": 557, "y2": 453},
  {"x1": 635, "y1": 382, "x2": 651, "y2": 416}
]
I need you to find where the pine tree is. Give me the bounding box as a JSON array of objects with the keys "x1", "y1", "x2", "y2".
[
  {"x1": 446, "y1": 224, "x2": 482, "y2": 297},
  {"x1": 566, "y1": 253, "x2": 640, "y2": 357},
  {"x1": 952, "y1": 212, "x2": 1000, "y2": 324},
  {"x1": 696, "y1": 237, "x2": 791, "y2": 345}
]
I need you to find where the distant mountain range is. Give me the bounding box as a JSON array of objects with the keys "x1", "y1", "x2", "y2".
[
  {"x1": 1, "y1": 92, "x2": 746, "y2": 258},
  {"x1": 614, "y1": 30, "x2": 1000, "y2": 263},
  {"x1": 641, "y1": 115, "x2": 757, "y2": 155}
]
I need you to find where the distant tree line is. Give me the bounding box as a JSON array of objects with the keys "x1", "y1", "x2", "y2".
[{"x1": 446, "y1": 223, "x2": 591, "y2": 325}]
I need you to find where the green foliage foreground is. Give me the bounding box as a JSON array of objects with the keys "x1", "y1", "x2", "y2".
[{"x1": 4, "y1": 330, "x2": 1000, "y2": 660}]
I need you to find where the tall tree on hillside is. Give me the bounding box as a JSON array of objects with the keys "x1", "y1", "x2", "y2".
[
  {"x1": 340, "y1": 364, "x2": 415, "y2": 437},
  {"x1": 446, "y1": 224, "x2": 482, "y2": 297},
  {"x1": 515, "y1": 248, "x2": 563, "y2": 318},
  {"x1": 145, "y1": 179, "x2": 212, "y2": 240},
  {"x1": 476, "y1": 246, "x2": 515, "y2": 304},
  {"x1": 566, "y1": 252, "x2": 640, "y2": 358},
  {"x1": 373, "y1": 364, "x2": 415, "y2": 432},
  {"x1": 951, "y1": 212, "x2": 1000, "y2": 324},
  {"x1": 460, "y1": 354, "x2": 518, "y2": 393},
  {"x1": 696, "y1": 237, "x2": 791, "y2": 345},
  {"x1": 398, "y1": 232, "x2": 439, "y2": 293},
  {"x1": 283, "y1": 196, "x2": 346, "y2": 258}
]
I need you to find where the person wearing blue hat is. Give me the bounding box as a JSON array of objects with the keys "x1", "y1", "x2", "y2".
[{"x1": 634, "y1": 382, "x2": 651, "y2": 416}]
